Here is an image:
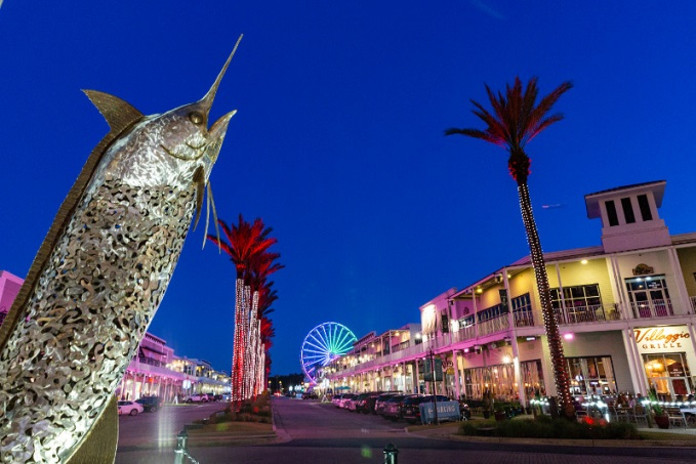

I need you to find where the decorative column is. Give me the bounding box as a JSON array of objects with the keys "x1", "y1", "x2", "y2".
[
  {"x1": 452, "y1": 349, "x2": 461, "y2": 400},
  {"x1": 503, "y1": 270, "x2": 526, "y2": 405}
]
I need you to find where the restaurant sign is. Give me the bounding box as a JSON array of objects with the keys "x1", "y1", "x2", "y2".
[{"x1": 634, "y1": 326, "x2": 691, "y2": 353}]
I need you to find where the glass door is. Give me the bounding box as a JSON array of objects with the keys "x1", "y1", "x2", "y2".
[
  {"x1": 643, "y1": 353, "x2": 693, "y2": 400},
  {"x1": 625, "y1": 275, "x2": 673, "y2": 318}
]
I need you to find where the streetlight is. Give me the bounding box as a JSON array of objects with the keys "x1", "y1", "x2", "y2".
[{"x1": 428, "y1": 349, "x2": 439, "y2": 425}]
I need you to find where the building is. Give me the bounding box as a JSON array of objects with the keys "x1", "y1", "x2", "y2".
[
  {"x1": 0, "y1": 270, "x2": 23, "y2": 326},
  {"x1": 327, "y1": 181, "x2": 696, "y2": 405},
  {"x1": 0, "y1": 271, "x2": 230, "y2": 402}
]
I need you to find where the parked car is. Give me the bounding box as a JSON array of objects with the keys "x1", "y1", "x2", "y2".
[
  {"x1": 336, "y1": 393, "x2": 355, "y2": 409},
  {"x1": 186, "y1": 393, "x2": 209, "y2": 403},
  {"x1": 338, "y1": 393, "x2": 356, "y2": 409},
  {"x1": 381, "y1": 394, "x2": 407, "y2": 421},
  {"x1": 358, "y1": 392, "x2": 388, "y2": 414},
  {"x1": 331, "y1": 393, "x2": 344, "y2": 407},
  {"x1": 118, "y1": 400, "x2": 144, "y2": 416},
  {"x1": 401, "y1": 395, "x2": 449, "y2": 423},
  {"x1": 374, "y1": 392, "x2": 399, "y2": 415},
  {"x1": 353, "y1": 393, "x2": 374, "y2": 413},
  {"x1": 136, "y1": 396, "x2": 162, "y2": 412},
  {"x1": 345, "y1": 393, "x2": 365, "y2": 411}
]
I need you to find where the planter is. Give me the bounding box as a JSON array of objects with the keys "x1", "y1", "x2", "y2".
[
  {"x1": 654, "y1": 414, "x2": 669, "y2": 429},
  {"x1": 482, "y1": 410, "x2": 491, "y2": 419},
  {"x1": 494, "y1": 411, "x2": 507, "y2": 422}
]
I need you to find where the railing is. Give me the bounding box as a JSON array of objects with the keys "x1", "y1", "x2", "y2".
[
  {"x1": 630, "y1": 299, "x2": 673, "y2": 319},
  {"x1": 554, "y1": 303, "x2": 621, "y2": 325},
  {"x1": 477, "y1": 314, "x2": 509, "y2": 337},
  {"x1": 690, "y1": 296, "x2": 696, "y2": 313},
  {"x1": 452, "y1": 324, "x2": 476, "y2": 343},
  {"x1": 514, "y1": 309, "x2": 535, "y2": 327}
]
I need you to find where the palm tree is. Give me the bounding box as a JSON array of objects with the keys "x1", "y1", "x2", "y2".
[
  {"x1": 207, "y1": 215, "x2": 282, "y2": 402},
  {"x1": 445, "y1": 77, "x2": 575, "y2": 418}
]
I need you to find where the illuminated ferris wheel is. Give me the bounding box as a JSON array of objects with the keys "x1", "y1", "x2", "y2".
[{"x1": 301, "y1": 322, "x2": 357, "y2": 385}]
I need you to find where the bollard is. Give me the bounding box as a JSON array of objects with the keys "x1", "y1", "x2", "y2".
[
  {"x1": 174, "y1": 429, "x2": 188, "y2": 464},
  {"x1": 383, "y1": 443, "x2": 399, "y2": 464}
]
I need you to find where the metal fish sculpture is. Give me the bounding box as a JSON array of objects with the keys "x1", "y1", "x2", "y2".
[{"x1": 0, "y1": 35, "x2": 242, "y2": 463}]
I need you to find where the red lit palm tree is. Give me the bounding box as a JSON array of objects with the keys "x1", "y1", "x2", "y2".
[
  {"x1": 445, "y1": 77, "x2": 575, "y2": 418},
  {"x1": 208, "y1": 215, "x2": 282, "y2": 402}
]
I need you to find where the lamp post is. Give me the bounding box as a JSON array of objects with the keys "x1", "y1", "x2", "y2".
[{"x1": 429, "y1": 349, "x2": 439, "y2": 425}]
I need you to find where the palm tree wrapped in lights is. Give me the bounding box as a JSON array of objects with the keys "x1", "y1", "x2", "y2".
[
  {"x1": 208, "y1": 215, "x2": 282, "y2": 406},
  {"x1": 445, "y1": 77, "x2": 575, "y2": 418}
]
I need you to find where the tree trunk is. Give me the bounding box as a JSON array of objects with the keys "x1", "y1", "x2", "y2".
[{"x1": 517, "y1": 182, "x2": 575, "y2": 419}]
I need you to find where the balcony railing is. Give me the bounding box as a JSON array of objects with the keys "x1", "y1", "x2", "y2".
[
  {"x1": 554, "y1": 303, "x2": 621, "y2": 325},
  {"x1": 690, "y1": 296, "x2": 696, "y2": 313},
  {"x1": 630, "y1": 299, "x2": 674, "y2": 318},
  {"x1": 477, "y1": 314, "x2": 510, "y2": 337},
  {"x1": 452, "y1": 323, "x2": 476, "y2": 343},
  {"x1": 514, "y1": 309, "x2": 535, "y2": 327}
]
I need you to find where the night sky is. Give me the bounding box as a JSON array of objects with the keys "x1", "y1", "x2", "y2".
[{"x1": 1, "y1": 2, "x2": 695, "y2": 376}]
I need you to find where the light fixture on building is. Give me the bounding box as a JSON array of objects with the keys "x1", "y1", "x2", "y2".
[
  {"x1": 502, "y1": 355, "x2": 512, "y2": 364},
  {"x1": 525, "y1": 336, "x2": 536, "y2": 341},
  {"x1": 581, "y1": 259, "x2": 588, "y2": 265},
  {"x1": 563, "y1": 333, "x2": 575, "y2": 341}
]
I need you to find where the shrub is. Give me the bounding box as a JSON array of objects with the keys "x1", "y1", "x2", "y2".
[{"x1": 458, "y1": 415, "x2": 639, "y2": 440}]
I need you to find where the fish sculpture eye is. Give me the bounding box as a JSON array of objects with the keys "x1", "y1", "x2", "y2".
[{"x1": 189, "y1": 111, "x2": 205, "y2": 125}]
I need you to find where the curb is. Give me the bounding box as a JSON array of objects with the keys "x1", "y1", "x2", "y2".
[{"x1": 412, "y1": 432, "x2": 696, "y2": 448}]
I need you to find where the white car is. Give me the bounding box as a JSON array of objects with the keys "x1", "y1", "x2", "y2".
[
  {"x1": 186, "y1": 394, "x2": 209, "y2": 403},
  {"x1": 118, "y1": 400, "x2": 144, "y2": 416}
]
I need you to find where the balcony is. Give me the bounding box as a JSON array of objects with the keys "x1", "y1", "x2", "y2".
[
  {"x1": 477, "y1": 314, "x2": 510, "y2": 337},
  {"x1": 630, "y1": 298, "x2": 674, "y2": 319},
  {"x1": 514, "y1": 309, "x2": 535, "y2": 327},
  {"x1": 554, "y1": 303, "x2": 621, "y2": 325},
  {"x1": 691, "y1": 296, "x2": 696, "y2": 313}
]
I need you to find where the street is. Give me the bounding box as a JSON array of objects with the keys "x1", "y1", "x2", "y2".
[
  {"x1": 115, "y1": 398, "x2": 696, "y2": 464},
  {"x1": 116, "y1": 402, "x2": 225, "y2": 461}
]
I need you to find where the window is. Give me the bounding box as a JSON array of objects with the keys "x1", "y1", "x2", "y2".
[
  {"x1": 637, "y1": 194, "x2": 653, "y2": 221},
  {"x1": 550, "y1": 284, "x2": 602, "y2": 310},
  {"x1": 511, "y1": 293, "x2": 534, "y2": 326},
  {"x1": 550, "y1": 284, "x2": 603, "y2": 323},
  {"x1": 625, "y1": 275, "x2": 672, "y2": 318},
  {"x1": 566, "y1": 356, "x2": 617, "y2": 395},
  {"x1": 643, "y1": 353, "x2": 693, "y2": 399},
  {"x1": 605, "y1": 200, "x2": 619, "y2": 226},
  {"x1": 463, "y1": 360, "x2": 543, "y2": 400},
  {"x1": 477, "y1": 303, "x2": 506, "y2": 322},
  {"x1": 621, "y1": 197, "x2": 635, "y2": 224}
]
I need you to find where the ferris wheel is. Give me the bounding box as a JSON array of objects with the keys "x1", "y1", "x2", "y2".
[{"x1": 301, "y1": 322, "x2": 357, "y2": 385}]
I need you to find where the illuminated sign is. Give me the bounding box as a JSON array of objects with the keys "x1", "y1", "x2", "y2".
[{"x1": 634, "y1": 326, "x2": 691, "y2": 353}]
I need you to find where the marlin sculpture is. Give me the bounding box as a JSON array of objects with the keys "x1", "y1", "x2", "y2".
[{"x1": 0, "y1": 35, "x2": 242, "y2": 463}]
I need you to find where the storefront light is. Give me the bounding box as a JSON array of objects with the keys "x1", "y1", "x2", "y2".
[{"x1": 563, "y1": 333, "x2": 575, "y2": 341}]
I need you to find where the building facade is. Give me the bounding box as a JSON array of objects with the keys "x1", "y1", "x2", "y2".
[{"x1": 327, "y1": 181, "x2": 696, "y2": 406}]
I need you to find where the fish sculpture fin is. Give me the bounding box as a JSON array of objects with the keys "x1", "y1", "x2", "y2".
[
  {"x1": 83, "y1": 89, "x2": 144, "y2": 134},
  {"x1": 0, "y1": 92, "x2": 144, "y2": 353},
  {"x1": 65, "y1": 395, "x2": 119, "y2": 464}
]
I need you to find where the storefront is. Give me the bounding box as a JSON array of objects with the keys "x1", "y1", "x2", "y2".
[
  {"x1": 634, "y1": 325, "x2": 696, "y2": 400},
  {"x1": 566, "y1": 355, "x2": 617, "y2": 396},
  {"x1": 462, "y1": 360, "x2": 544, "y2": 401}
]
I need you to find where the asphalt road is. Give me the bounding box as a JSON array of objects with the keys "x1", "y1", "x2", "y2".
[
  {"x1": 115, "y1": 398, "x2": 696, "y2": 464},
  {"x1": 115, "y1": 402, "x2": 225, "y2": 458}
]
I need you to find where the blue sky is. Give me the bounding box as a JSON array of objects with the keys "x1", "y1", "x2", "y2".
[{"x1": 1, "y1": 2, "x2": 695, "y2": 376}]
